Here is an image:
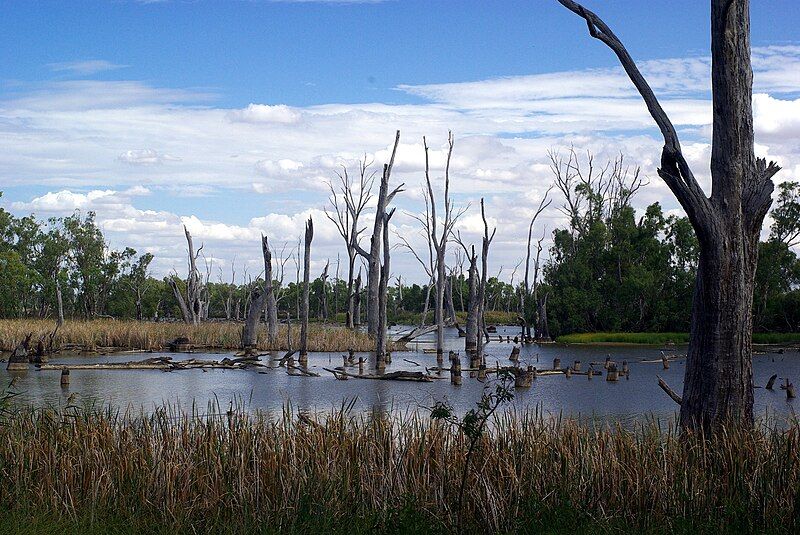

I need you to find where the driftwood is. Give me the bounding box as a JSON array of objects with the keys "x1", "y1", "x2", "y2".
[
  {"x1": 286, "y1": 363, "x2": 320, "y2": 377},
  {"x1": 39, "y1": 355, "x2": 266, "y2": 372},
  {"x1": 766, "y1": 374, "x2": 778, "y2": 390},
  {"x1": 397, "y1": 324, "x2": 437, "y2": 343},
  {"x1": 657, "y1": 375, "x2": 683, "y2": 405},
  {"x1": 323, "y1": 367, "x2": 434, "y2": 382}
]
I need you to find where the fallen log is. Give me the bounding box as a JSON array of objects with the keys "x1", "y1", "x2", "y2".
[{"x1": 323, "y1": 368, "x2": 434, "y2": 382}]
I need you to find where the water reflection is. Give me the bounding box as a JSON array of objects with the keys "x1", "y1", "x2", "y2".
[{"x1": 2, "y1": 325, "x2": 797, "y2": 426}]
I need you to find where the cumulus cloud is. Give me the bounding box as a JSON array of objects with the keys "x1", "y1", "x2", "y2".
[
  {"x1": 228, "y1": 103, "x2": 302, "y2": 124},
  {"x1": 3, "y1": 45, "x2": 800, "y2": 281}
]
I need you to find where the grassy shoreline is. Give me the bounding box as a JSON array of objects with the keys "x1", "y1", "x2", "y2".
[
  {"x1": 557, "y1": 331, "x2": 800, "y2": 346},
  {"x1": 0, "y1": 319, "x2": 397, "y2": 353},
  {"x1": 0, "y1": 402, "x2": 796, "y2": 534}
]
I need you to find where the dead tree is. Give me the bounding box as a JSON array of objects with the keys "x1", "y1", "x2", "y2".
[
  {"x1": 353, "y1": 268, "x2": 363, "y2": 326},
  {"x1": 262, "y1": 235, "x2": 279, "y2": 344},
  {"x1": 355, "y1": 131, "x2": 403, "y2": 338},
  {"x1": 532, "y1": 230, "x2": 549, "y2": 340},
  {"x1": 241, "y1": 237, "x2": 277, "y2": 350},
  {"x1": 521, "y1": 188, "x2": 552, "y2": 338},
  {"x1": 325, "y1": 157, "x2": 375, "y2": 329},
  {"x1": 376, "y1": 209, "x2": 396, "y2": 363},
  {"x1": 397, "y1": 202, "x2": 436, "y2": 328},
  {"x1": 299, "y1": 218, "x2": 313, "y2": 363},
  {"x1": 169, "y1": 226, "x2": 207, "y2": 325},
  {"x1": 317, "y1": 260, "x2": 330, "y2": 321},
  {"x1": 476, "y1": 199, "x2": 496, "y2": 361},
  {"x1": 560, "y1": 0, "x2": 781, "y2": 431},
  {"x1": 423, "y1": 132, "x2": 464, "y2": 357},
  {"x1": 462, "y1": 244, "x2": 479, "y2": 353}
]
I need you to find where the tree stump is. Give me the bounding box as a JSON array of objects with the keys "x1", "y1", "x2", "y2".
[
  {"x1": 450, "y1": 356, "x2": 462, "y2": 386},
  {"x1": 553, "y1": 358, "x2": 561, "y2": 371},
  {"x1": 606, "y1": 363, "x2": 619, "y2": 382}
]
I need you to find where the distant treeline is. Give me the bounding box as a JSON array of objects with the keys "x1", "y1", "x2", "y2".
[{"x1": 1, "y1": 180, "x2": 798, "y2": 336}]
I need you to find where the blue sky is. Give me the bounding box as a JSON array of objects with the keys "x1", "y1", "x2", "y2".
[{"x1": 1, "y1": 0, "x2": 799, "y2": 280}]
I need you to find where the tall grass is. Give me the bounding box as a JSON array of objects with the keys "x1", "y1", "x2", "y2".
[
  {"x1": 557, "y1": 331, "x2": 800, "y2": 345},
  {"x1": 0, "y1": 401, "x2": 796, "y2": 533},
  {"x1": 0, "y1": 319, "x2": 391, "y2": 352}
]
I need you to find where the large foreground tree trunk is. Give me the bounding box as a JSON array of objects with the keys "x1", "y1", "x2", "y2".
[{"x1": 559, "y1": 0, "x2": 780, "y2": 432}]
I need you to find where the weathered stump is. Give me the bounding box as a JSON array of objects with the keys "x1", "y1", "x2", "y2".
[
  {"x1": 60, "y1": 368, "x2": 70, "y2": 386},
  {"x1": 606, "y1": 363, "x2": 619, "y2": 382},
  {"x1": 450, "y1": 356, "x2": 462, "y2": 386},
  {"x1": 553, "y1": 358, "x2": 561, "y2": 371},
  {"x1": 573, "y1": 360, "x2": 581, "y2": 372}
]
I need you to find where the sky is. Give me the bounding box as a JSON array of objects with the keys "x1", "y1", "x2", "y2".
[{"x1": 1, "y1": 0, "x2": 799, "y2": 284}]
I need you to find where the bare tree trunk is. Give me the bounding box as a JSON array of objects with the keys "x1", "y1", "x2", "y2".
[
  {"x1": 262, "y1": 235, "x2": 278, "y2": 345},
  {"x1": 353, "y1": 269, "x2": 362, "y2": 326},
  {"x1": 346, "y1": 251, "x2": 356, "y2": 328},
  {"x1": 241, "y1": 288, "x2": 267, "y2": 350},
  {"x1": 444, "y1": 274, "x2": 457, "y2": 326},
  {"x1": 476, "y1": 199, "x2": 496, "y2": 361},
  {"x1": 536, "y1": 292, "x2": 550, "y2": 341},
  {"x1": 299, "y1": 218, "x2": 313, "y2": 362},
  {"x1": 169, "y1": 278, "x2": 192, "y2": 324},
  {"x1": 560, "y1": 0, "x2": 780, "y2": 431},
  {"x1": 359, "y1": 132, "x2": 401, "y2": 338},
  {"x1": 465, "y1": 247, "x2": 478, "y2": 353},
  {"x1": 424, "y1": 133, "x2": 459, "y2": 357},
  {"x1": 55, "y1": 276, "x2": 65, "y2": 327},
  {"x1": 376, "y1": 210, "x2": 395, "y2": 361}
]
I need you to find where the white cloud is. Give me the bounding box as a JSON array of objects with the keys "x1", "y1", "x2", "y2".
[
  {"x1": 3, "y1": 46, "x2": 800, "y2": 282},
  {"x1": 228, "y1": 103, "x2": 302, "y2": 124},
  {"x1": 118, "y1": 148, "x2": 181, "y2": 165},
  {"x1": 47, "y1": 60, "x2": 127, "y2": 75}
]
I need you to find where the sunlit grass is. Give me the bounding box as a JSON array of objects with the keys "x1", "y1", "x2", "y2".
[
  {"x1": 0, "y1": 319, "x2": 394, "y2": 352},
  {"x1": 0, "y1": 400, "x2": 796, "y2": 533}
]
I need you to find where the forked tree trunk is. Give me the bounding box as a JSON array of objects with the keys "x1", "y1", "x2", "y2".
[
  {"x1": 359, "y1": 131, "x2": 401, "y2": 338},
  {"x1": 560, "y1": 0, "x2": 780, "y2": 431},
  {"x1": 299, "y1": 218, "x2": 313, "y2": 361}
]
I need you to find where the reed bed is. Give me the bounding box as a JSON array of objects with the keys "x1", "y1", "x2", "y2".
[
  {"x1": 0, "y1": 401, "x2": 797, "y2": 534},
  {"x1": 0, "y1": 319, "x2": 392, "y2": 353}
]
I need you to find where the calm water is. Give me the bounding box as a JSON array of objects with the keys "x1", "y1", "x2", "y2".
[{"x1": 2, "y1": 325, "x2": 798, "y2": 424}]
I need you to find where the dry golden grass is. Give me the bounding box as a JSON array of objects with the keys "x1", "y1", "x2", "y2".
[
  {"x1": 0, "y1": 319, "x2": 394, "y2": 353},
  {"x1": 0, "y1": 400, "x2": 796, "y2": 533}
]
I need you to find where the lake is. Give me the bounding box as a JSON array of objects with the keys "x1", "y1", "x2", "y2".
[{"x1": 2, "y1": 325, "x2": 797, "y2": 425}]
